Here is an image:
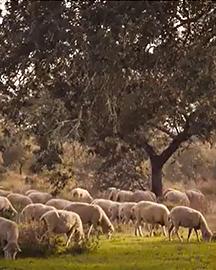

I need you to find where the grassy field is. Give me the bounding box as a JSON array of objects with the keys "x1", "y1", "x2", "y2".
[{"x1": 0, "y1": 234, "x2": 216, "y2": 270}]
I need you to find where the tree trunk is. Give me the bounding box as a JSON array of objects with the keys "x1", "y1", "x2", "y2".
[{"x1": 151, "y1": 159, "x2": 163, "y2": 197}]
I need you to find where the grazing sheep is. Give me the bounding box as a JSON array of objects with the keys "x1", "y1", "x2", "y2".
[
  {"x1": 92, "y1": 199, "x2": 120, "y2": 219},
  {"x1": 46, "y1": 198, "x2": 72, "y2": 209},
  {"x1": 65, "y1": 202, "x2": 114, "y2": 238},
  {"x1": 163, "y1": 188, "x2": 176, "y2": 197},
  {"x1": 132, "y1": 201, "x2": 170, "y2": 237},
  {"x1": 40, "y1": 209, "x2": 84, "y2": 246},
  {"x1": 71, "y1": 188, "x2": 93, "y2": 203},
  {"x1": 7, "y1": 193, "x2": 33, "y2": 212},
  {"x1": 131, "y1": 190, "x2": 156, "y2": 203},
  {"x1": 100, "y1": 208, "x2": 115, "y2": 238},
  {"x1": 108, "y1": 202, "x2": 122, "y2": 223},
  {"x1": 20, "y1": 203, "x2": 56, "y2": 222},
  {"x1": 105, "y1": 187, "x2": 117, "y2": 199},
  {"x1": 185, "y1": 190, "x2": 207, "y2": 213},
  {"x1": 28, "y1": 192, "x2": 52, "y2": 204},
  {"x1": 108, "y1": 188, "x2": 120, "y2": 201},
  {"x1": 0, "y1": 217, "x2": 21, "y2": 259},
  {"x1": 168, "y1": 206, "x2": 212, "y2": 242},
  {"x1": 0, "y1": 196, "x2": 18, "y2": 217},
  {"x1": 163, "y1": 190, "x2": 190, "y2": 209},
  {"x1": 25, "y1": 189, "x2": 39, "y2": 196},
  {"x1": 118, "y1": 202, "x2": 137, "y2": 224},
  {"x1": 116, "y1": 190, "x2": 133, "y2": 202}
]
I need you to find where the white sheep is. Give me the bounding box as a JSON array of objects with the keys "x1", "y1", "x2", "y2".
[
  {"x1": 116, "y1": 190, "x2": 133, "y2": 202},
  {"x1": 185, "y1": 189, "x2": 207, "y2": 213},
  {"x1": 92, "y1": 199, "x2": 120, "y2": 219},
  {"x1": 28, "y1": 192, "x2": 52, "y2": 204},
  {"x1": 20, "y1": 203, "x2": 56, "y2": 223},
  {"x1": 118, "y1": 202, "x2": 137, "y2": 224},
  {"x1": 0, "y1": 217, "x2": 21, "y2": 259},
  {"x1": 108, "y1": 188, "x2": 120, "y2": 201},
  {"x1": 7, "y1": 193, "x2": 33, "y2": 212},
  {"x1": 168, "y1": 206, "x2": 212, "y2": 242},
  {"x1": 25, "y1": 189, "x2": 39, "y2": 196},
  {"x1": 131, "y1": 190, "x2": 156, "y2": 203},
  {"x1": 71, "y1": 188, "x2": 93, "y2": 203},
  {"x1": 163, "y1": 188, "x2": 176, "y2": 197},
  {"x1": 65, "y1": 202, "x2": 114, "y2": 238},
  {"x1": 46, "y1": 198, "x2": 72, "y2": 209},
  {"x1": 0, "y1": 196, "x2": 18, "y2": 217},
  {"x1": 163, "y1": 189, "x2": 190, "y2": 209},
  {"x1": 132, "y1": 201, "x2": 170, "y2": 237},
  {"x1": 105, "y1": 187, "x2": 117, "y2": 199},
  {"x1": 106, "y1": 202, "x2": 121, "y2": 223},
  {"x1": 40, "y1": 209, "x2": 84, "y2": 246}
]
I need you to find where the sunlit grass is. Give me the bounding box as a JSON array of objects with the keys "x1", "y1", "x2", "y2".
[{"x1": 1, "y1": 233, "x2": 216, "y2": 270}]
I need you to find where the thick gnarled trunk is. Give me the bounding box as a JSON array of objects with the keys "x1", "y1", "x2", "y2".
[{"x1": 151, "y1": 159, "x2": 163, "y2": 197}]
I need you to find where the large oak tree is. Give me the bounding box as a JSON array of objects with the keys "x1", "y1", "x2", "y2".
[{"x1": 1, "y1": 1, "x2": 216, "y2": 196}]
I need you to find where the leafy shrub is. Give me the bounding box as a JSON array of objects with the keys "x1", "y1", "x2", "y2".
[{"x1": 18, "y1": 222, "x2": 100, "y2": 258}]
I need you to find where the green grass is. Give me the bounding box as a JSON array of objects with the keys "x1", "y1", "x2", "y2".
[{"x1": 1, "y1": 234, "x2": 216, "y2": 270}]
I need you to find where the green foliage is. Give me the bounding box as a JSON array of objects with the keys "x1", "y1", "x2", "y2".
[
  {"x1": 17, "y1": 222, "x2": 99, "y2": 258},
  {"x1": 1, "y1": 1, "x2": 216, "y2": 193}
]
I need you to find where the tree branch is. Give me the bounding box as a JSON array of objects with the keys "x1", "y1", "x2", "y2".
[
  {"x1": 151, "y1": 124, "x2": 176, "y2": 139},
  {"x1": 142, "y1": 137, "x2": 158, "y2": 159},
  {"x1": 174, "y1": 10, "x2": 207, "y2": 30},
  {"x1": 159, "y1": 112, "x2": 194, "y2": 166},
  {"x1": 122, "y1": 132, "x2": 157, "y2": 159}
]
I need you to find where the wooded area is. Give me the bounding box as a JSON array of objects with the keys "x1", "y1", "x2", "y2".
[{"x1": 1, "y1": 1, "x2": 216, "y2": 196}]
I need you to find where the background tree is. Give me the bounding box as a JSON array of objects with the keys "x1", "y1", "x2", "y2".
[{"x1": 1, "y1": 1, "x2": 216, "y2": 196}]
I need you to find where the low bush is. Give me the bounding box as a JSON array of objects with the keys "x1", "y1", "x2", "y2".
[{"x1": 17, "y1": 222, "x2": 100, "y2": 258}]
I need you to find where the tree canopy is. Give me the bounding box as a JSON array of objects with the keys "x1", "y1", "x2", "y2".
[{"x1": 1, "y1": 1, "x2": 216, "y2": 195}]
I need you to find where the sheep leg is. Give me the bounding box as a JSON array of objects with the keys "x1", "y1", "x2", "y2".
[
  {"x1": 162, "y1": 226, "x2": 167, "y2": 237},
  {"x1": 12, "y1": 251, "x2": 17, "y2": 260},
  {"x1": 66, "y1": 228, "x2": 76, "y2": 247},
  {"x1": 135, "y1": 222, "x2": 142, "y2": 236},
  {"x1": 138, "y1": 225, "x2": 143, "y2": 236},
  {"x1": 135, "y1": 222, "x2": 139, "y2": 236},
  {"x1": 40, "y1": 229, "x2": 52, "y2": 246},
  {"x1": 149, "y1": 224, "x2": 154, "y2": 237},
  {"x1": 187, "y1": 228, "x2": 192, "y2": 242},
  {"x1": 168, "y1": 224, "x2": 174, "y2": 241},
  {"x1": 87, "y1": 224, "x2": 94, "y2": 239},
  {"x1": 194, "y1": 229, "x2": 200, "y2": 242},
  {"x1": 135, "y1": 226, "x2": 139, "y2": 236},
  {"x1": 39, "y1": 230, "x2": 48, "y2": 241},
  {"x1": 174, "y1": 227, "x2": 182, "y2": 242},
  {"x1": 135, "y1": 226, "x2": 138, "y2": 236}
]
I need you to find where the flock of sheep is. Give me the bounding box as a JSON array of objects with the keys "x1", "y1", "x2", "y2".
[{"x1": 0, "y1": 185, "x2": 213, "y2": 260}]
